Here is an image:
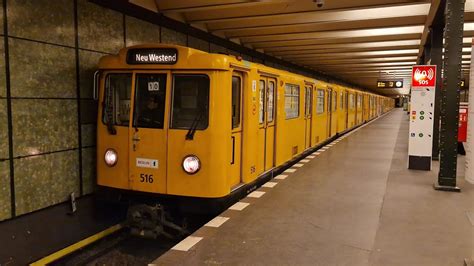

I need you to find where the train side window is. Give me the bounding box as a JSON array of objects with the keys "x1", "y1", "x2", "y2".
[
  {"x1": 103, "y1": 73, "x2": 132, "y2": 127},
  {"x1": 170, "y1": 74, "x2": 210, "y2": 130},
  {"x1": 232, "y1": 76, "x2": 241, "y2": 129},
  {"x1": 349, "y1": 94, "x2": 355, "y2": 109},
  {"x1": 268, "y1": 81, "x2": 275, "y2": 122},
  {"x1": 284, "y1": 83, "x2": 299, "y2": 119},
  {"x1": 259, "y1": 80, "x2": 265, "y2": 124},
  {"x1": 316, "y1": 89, "x2": 325, "y2": 114},
  {"x1": 340, "y1": 92, "x2": 344, "y2": 109}
]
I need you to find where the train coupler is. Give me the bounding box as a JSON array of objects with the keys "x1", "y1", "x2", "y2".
[{"x1": 126, "y1": 204, "x2": 188, "y2": 239}]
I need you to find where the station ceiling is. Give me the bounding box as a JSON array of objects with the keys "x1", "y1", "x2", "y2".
[{"x1": 128, "y1": 0, "x2": 473, "y2": 96}]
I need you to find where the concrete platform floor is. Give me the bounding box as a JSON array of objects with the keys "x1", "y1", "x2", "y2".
[{"x1": 153, "y1": 109, "x2": 473, "y2": 266}]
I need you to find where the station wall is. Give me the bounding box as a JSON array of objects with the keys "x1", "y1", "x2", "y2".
[{"x1": 0, "y1": 0, "x2": 298, "y2": 222}]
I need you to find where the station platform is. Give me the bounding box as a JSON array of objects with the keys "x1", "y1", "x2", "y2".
[{"x1": 153, "y1": 109, "x2": 473, "y2": 266}]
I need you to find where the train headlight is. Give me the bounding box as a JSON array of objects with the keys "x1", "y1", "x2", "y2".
[
  {"x1": 182, "y1": 155, "x2": 200, "y2": 174},
  {"x1": 104, "y1": 149, "x2": 118, "y2": 167}
]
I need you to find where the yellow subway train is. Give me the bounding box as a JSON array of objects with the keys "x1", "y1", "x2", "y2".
[{"x1": 95, "y1": 44, "x2": 394, "y2": 235}]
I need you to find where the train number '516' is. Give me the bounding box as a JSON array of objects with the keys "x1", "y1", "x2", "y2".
[{"x1": 140, "y1": 174, "x2": 154, "y2": 183}]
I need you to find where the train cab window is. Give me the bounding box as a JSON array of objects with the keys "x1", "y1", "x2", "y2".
[
  {"x1": 232, "y1": 76, "x2": 241, "y2": 129},
  {"x1": 133, "y1": 74, "x2": 167, "y2": 129},
  {"x1": 103, "y1": 73, "x2": 132, "y2": 126},
  {"x1": 284, "y1": 83, "x2": 300, "y2": 119},
  {"x1": 268, "y1": 81, "x2": 275, "y2": 122},
  {"x1": 259, "y1": 80, "x2": 265, "y2": 124},
  {"x1": 170, "y1": 75, "x2": 210, "y2": 130},
  {"x1": 316, "y1": 89, "x2": 325, "y2": 114}
]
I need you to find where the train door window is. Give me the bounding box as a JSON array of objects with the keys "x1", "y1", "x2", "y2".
[
  {"x1": 349, "y1": 94, "x2": 354, "y2": 109},
  {"x1": 340, "y1": 92, "x2": 344, "y2": 109},
  {"x1": 332, "y1": 91, "x2": 337, "y2": 111},
  {"x1": 316, "y1": 89, "x2": 324, "y2": 114},
  {"x1": 285, "y1": 83, "x2": 299, "y2": 119},
  {"x1": 170, "y1": 74, "x2": 210, "y2": 130},
  {"x1": 259, "y1": 80, "x2": 265, "y2": 124},
  {"x1": 133, "y1": 73, "x2": 167, "y2": 129},
  {"x1": 232, "y1": 76, "x2": 241, "y2": 129},
  {"x1": 103, "y1": 73, "x2": 132, "y2": 126},
  {"x1": 305, "y1": 87, "x2": 312, "y2": 116},
  {"x1": 357, "y1": 94, "x2": 362, "y2": 108},
  {"x1": 268, "y1": 81, "x2": 275, "y2": 122}
]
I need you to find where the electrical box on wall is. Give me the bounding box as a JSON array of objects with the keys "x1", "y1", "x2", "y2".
[{"x1": 408, "y1": 65, "x2": 437, "y2": 170}]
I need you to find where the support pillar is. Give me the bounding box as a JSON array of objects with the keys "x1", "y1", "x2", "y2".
[
  {"x1": 435, "y1": 0, "x2": 465, "y2": 191},
  {"x1": 431, "y1": 22, "x2": 444, "y2": 160}
]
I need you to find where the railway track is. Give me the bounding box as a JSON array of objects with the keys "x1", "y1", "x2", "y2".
[{"x1": 50, "y1": 214, "x2": 214, "y2": 265}]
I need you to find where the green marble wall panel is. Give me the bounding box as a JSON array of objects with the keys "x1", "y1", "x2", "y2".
[
  {"x1": 7, "y1": 0, "x2": 74, "y2": 46},
  {"x1": 0, "y1": 160, "x2": 11, "y2": 221},
  {"x1": 81, "y1": 124, "x2": 96, "y2": 147},
  {"x1": 0, "y1": 37, "x2": 5, "y2": 98},
  {"x1": 210, "y1": 43, "x2": 227, "y2": 54},
  {"x1": 161, "y1": 27, "x2": 186, "y2": 46},
  {"x1": 125, "y1": 16, "x2": 160, "y2": 47},
  {"x1": 79, "y1": 50, "x2": 107, "y2": 99},
  {"x1": 188, "y1": 36, "x2": 209, "y2": 52},
  {"x1": 12, "y1": 99, "x2": 78, "y2": 157},
  {"x1": 77, "y1": 0, "x2": 124, "y2": 53},
  {"x1": 14, "y1": 150, "x2": 79, "y2": 215},
  {"x1": 9, "y1": 38, "x2": 76, "y2": 98},
  {"x1": 0, "y1": 0, "x2": 3, "y2": 35},
  {"x1": 82, "y1": 147, "x2": 95, "y2": 195},
  {"x1": 0, "y1": 99, "x2": 8, "y2": 160}
]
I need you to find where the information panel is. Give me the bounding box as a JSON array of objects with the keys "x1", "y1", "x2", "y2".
[{"x1": 408, "y1": 65, "x2": 437, "y2": 170}]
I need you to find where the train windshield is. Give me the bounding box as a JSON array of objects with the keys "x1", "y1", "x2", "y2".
[
  {"x1": 103, "y1": 73, "x2": 132, "y2": 128},
  {"x1": 170, "y1": 74, "x2": 210, "y2": 130},
  {"x1": 133, "y1": 74, "x2": 167, "y2": 129}
]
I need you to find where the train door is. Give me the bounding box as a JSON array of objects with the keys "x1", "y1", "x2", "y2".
[
  {"x1": 257, "y1": 77, "x2": 276, "y2": 172},
  {"x1": 304, "y1": 86, "x2": 312, "y2": 149},
  {"x1": 313, "y1": 88, "x2": 327, "y2": 144},
  {"x1": 330, "y1": 89, "x2": 338, "y2": 136},
  {"x1": 327, "y1": 87, "x2": 332, "y2": 137},
  {"x1": 230, "y1": 72, "x2": 244, "y2": 188},
  {"x1": 128, "y1": 71, "x2": 169, "y2": 193}
]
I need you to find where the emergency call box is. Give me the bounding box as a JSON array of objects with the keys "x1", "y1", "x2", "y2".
[{"x1": 408, "y1": 65, "x2": 437, "y2": 171}]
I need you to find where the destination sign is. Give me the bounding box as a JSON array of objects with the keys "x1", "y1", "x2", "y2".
[
  {"x1": 376, "y1": 80, "x2": 403, "y2": 89},
  {"x1": 127, "y1": 48, "x2": 178, "y2": 65}
]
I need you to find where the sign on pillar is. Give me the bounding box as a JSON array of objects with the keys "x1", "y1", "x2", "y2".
[{"x1": 408, "y1": 65, "x2": 437, "y2": 170}]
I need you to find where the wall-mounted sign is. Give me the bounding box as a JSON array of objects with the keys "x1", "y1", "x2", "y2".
[
  {"x1": 411, "y1": 65, "x2": 436, "y2": 88},
  {"x1": 376, "y1": 80, "x2": 403, "y2": 88},
  {"x1": 408, "y1": 65, "x2": 437, "y2": 171},
  {"x1": 127, "y1": 48, "x2": 178, "y2": 65}
]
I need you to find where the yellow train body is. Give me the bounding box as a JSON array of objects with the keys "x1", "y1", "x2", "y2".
[{"x1": 96, "y1": 44, "x2": 394, "y2": 205}]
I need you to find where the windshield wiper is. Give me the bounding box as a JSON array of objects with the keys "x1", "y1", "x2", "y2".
[
  {"x1": 186, "y1": 108, "x2": 205, "y2": 140},
  {"x1": 104, "y1": 82, "x2": 117, "y2": 135}
]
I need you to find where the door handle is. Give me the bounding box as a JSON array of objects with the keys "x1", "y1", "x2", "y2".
[{"x1": 132, "y1": 136, "x2": 141, "y2": 141}]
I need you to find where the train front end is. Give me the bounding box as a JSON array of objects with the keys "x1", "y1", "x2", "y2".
[{"x1": 96, "y1": 45, "x2": 234, "y2": 221}]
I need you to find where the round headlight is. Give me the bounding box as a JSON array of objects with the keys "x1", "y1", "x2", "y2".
[
  {"x1": 104, "y1": 149, "x2": 118, "y2": 167},
  {"x1": 182, "y1": 155, "x2": 201, "y2": 174}
]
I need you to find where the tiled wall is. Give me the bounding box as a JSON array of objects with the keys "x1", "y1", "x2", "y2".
[{"x1": 0, "y1": 0, "x2": 246, "y2": 222}]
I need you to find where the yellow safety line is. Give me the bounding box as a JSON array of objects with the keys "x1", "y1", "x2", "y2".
[{"x1": 30, "y1": 223, "x2": 123, "y2": 266}]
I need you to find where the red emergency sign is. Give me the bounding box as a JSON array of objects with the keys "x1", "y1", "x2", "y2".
[
  {"x1": 412, "y1": 65, "x2": 437, "y2": 88},
  {"x1": 458, "y1": 106, "x2": 468, "y2": 142}
]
